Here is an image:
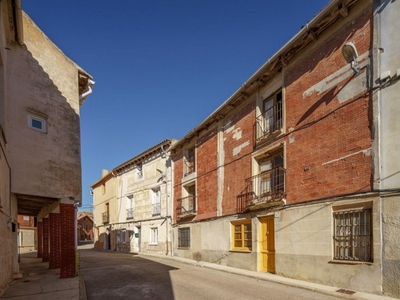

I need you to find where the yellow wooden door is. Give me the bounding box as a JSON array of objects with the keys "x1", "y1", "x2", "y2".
[{"x1": 260, "y1": 216, "x2": 275, "y2": 273}]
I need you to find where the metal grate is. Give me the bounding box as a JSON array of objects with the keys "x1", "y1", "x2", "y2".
[
  {"x1": 333, "y1": 209, "x2": 372, "y2": 262},
  {"x1": 178, "y1": 227, "x2": 190, "y2": 248}
]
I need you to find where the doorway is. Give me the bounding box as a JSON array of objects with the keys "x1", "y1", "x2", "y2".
[{"x1": 259, "y1": 216, "x2": 275, "y2": 273}]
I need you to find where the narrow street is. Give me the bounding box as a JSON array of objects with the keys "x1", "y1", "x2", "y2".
[{"x1": 79, "y1": 249, "x2": 344, "y2": 300}]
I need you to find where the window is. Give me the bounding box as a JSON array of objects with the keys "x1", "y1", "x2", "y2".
[
  {"x1": 152, "y1": 188, "x2": 161, "y2": 216},
  {"x1": 150, "y1": 227, "x2": 158, "y2": 245},
  {"x1": 257, "y1": 153, "x2": 284, "y2": 198},
  {"x1": 177, "y1": 184, "x2": 196, "y2": 216},
  {"x1": 178, "y1": 227, "x2": 190, "y2": 248},
  {"x1": 28, "y1": 113, "x2": 47, "y2": 133},
  {"x1": 136, "y1": 164, "x2": 143, "y2": 180},
  {"x1": 120, "y1": 230, "x2": 126, "y2": 243},
  {"x1": 184, "y1": 147, "x2": 195, "y2": 175},
  {"x1": 256, "y1": 90, "x2": 283, "y2": 141},
  {"x1": 333, "y1": 209, "x2": 372, "y2": 262},
  {"x1": 231, "y1": 220, "x2": 252, "y2": 251},
  {"x1": 126, "y1": 195, "x2": 134, "y2": 219},
  {"x1": 102, "y1": 183, "x2": 106, "y2": 195}
]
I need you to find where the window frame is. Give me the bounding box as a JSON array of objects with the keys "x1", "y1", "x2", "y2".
[
  {"x1": 231, "y1": 220, "x2": 252, "y2": 251},
  {"x1": 151, "y1": 187, "x2": 161, "y2": 216},
  {"x1": 150, "y1": 227, "x2": 158, "y2": 245},
  {"x1": 28, "y1": 113, "x2": 47, "y2": 133},
  {"x1": 178, "y1": 227, "x2": 190, "y2": 248},
  {"x1": 184, "y1": 146, "x2": 196, "y2": 176},
  {"x1": 256, "y1": 89, "x2": 283, "y2": 141},
  {"x1": 333, "y1": 208, "x2": 372, "y2": 262}
]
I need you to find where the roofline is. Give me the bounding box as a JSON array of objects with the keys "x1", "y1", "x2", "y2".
[
  {"x1": 90, "y1": 138, "x2": 178, "y2": 188},
  {"x1": 171, "y1": 0, "x2": 354, "y2": 151},
  {"x1": 90, "y1": 171, "x2": 114, "y2": 189},
  {"x1": 113, "y1": 139, "x2": 178, "y2": 173}
]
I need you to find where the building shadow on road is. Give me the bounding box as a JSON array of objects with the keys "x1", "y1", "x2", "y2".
[{"x1": 79, "y1": 249, "x2": 178, "y2": 300}]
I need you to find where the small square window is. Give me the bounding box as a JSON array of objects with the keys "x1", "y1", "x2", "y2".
[{"x1": 28, "y1": 114, "x2": 47, "y2": 133}]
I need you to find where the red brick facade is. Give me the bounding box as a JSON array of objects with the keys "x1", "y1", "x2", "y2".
[
  {"x1": 49, "y1": 213, "x2": 61, "y2": 269},
  {"x1": 173, "y1": 5, "x2": 373, "y2": 223},
  {"x1": 42, "y1": 218, "x2": 49, "y2": 262},
  {"x1": 37, "y1": 221, "x2": 43, "y2": 258},
  {"x1": 60, "y1": 203, "x2": 76, "y2": 278}
]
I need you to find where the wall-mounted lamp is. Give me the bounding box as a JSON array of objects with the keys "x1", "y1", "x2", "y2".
[{"x1": 342, "y1": 42, "x2": 360, "y2": 76}]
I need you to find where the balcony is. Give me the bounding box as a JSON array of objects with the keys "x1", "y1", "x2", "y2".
[
  {"x1": 255, "y1": 106, "x2": 282, "y2": 142},
  {"x1": 126, "y1": 208, "x2": 134, "y2": 220},
  {"x1": 237, "y1": 167, "x2": 286, "y2": 212},
  {"x1": 102, "y1": 211, "x2": 109, "y2": 224},
  {"x1": 152, "y1": 202, "x2": 161, "y2": 216},
  {"x1": 177, "y1": 196, "x2": 196, "y2": 218}
]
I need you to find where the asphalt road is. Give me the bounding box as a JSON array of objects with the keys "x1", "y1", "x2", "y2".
[{"x1": 79, "y1": 249, "x2": 344, "y2": 300}]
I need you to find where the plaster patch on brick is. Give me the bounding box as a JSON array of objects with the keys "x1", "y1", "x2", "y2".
[
  {"x1": 233, "y1": 141, "x2": 249, "y2": 156},
  {"x1": 337, "y1": 73, "x2": 367, "y2": 103},
  {"x1": 322, "y1": 147, "x2": 371, "y2": 166},
  {"x1": 303, "y1": 52, "x2": 370, "y2": 98},
  {"x1": 232, "y1": 128, "x2": 242, "y2": 140},
  {"x1": 289, "y1": 133, "x2": 295, "y2": 143}
]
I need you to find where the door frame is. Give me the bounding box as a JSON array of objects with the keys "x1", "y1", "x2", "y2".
[{"x1": 259, "y1": 215, "x2": 275, "y2": 273}]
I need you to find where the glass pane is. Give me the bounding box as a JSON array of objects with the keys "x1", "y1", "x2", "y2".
[{"x1": 32, "y1": 119, "x2": 42, "y2": 129}]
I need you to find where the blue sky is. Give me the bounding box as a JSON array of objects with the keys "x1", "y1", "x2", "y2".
[{"x1": 23, "y1": 0, "x2": 329, "y2": 211}]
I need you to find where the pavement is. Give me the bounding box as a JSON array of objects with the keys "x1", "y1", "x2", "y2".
[{"x1": 1, "y1": 245, "x2": 398, "y2": 300}]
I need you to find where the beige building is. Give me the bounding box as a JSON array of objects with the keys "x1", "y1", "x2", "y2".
[
  {"x1": 92, "y1": 139, "x2": 177, "y2": 255},
  {"x1": 0, "y1": 0, "x2": 94, "y2": 290}
]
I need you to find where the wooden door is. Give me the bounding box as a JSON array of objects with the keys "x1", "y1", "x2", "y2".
[{"x1": 260, "y1": 216, "x2": 275, "y2": 273}]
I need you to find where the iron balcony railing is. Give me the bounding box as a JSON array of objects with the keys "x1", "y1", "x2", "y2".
[
  {"x1": 102, "y1": 211, "x2": 109, "y2": 224},
  {"x1": 238, "y1": 167, "x2": 286, "y2": 211},
  {"x1": 177, "y1": 195, "x2": 196, "y2": 217},
  {"x1": 152, "y1": 202, "x2": 161, "y2": 216},
  {"x1": 126, "y1": 208, "x2": 134, "y2": 220},
  {"x1": 256, "y1": 106, "x2": 283, "y2": 142}
]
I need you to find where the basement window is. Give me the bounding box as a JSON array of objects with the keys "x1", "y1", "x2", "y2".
[{"x1": 28, "y1": 113, "x2": 47, "y2": 133}]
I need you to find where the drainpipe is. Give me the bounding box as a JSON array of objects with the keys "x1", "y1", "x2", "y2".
[
  {"x1": 161, "y1": 144, "x2": 170, "y2": 256},
  {"x1": 13, "y1": 0, "x2": 24, "y2": 46},
  {"x1": 79, "y1": 79, "x2": 95, "y2": 100}
]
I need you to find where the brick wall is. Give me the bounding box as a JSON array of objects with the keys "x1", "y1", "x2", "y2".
[
  {"x1": 172, "y1": 5, "x2": 373, "y2": 218},
  {"x1": 222, "y1": 101, "x2": 255, "y2": 215},
  {"x1": 196, "y1": 129, "x2": 218, "y2": 218},
  {"x1": 284, "y1": 6, "x2": 373, "y2": 204},
  {"x1": 60, "y1": 203, "x2": 75, "y2": 278},
  {"x1": 49, "y1": 213, "x2": 60, "y2": 269}
]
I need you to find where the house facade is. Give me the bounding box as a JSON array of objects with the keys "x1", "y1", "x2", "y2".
[
  {"x1": 92, "y1": 139, "x2": 177, "y2": 255},
  {"x1": 171, "y1": 0, "x2": 400, "y2": 298},
  {"x1": 77, "y1": 212, "x2": 94, "y2": 242},
  {"x1": 0, "y1": 0, "x2": 94, "y2": 290},
  {"x1": 17, "y1": 215, "x2": 36, "y2": 252}
]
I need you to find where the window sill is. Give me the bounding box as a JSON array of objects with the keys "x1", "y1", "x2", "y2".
[
  {"x1": 149, "y1": 243, "x2": 158, "y2": 246},
  {"x1": 229, "y1": 249, "x2": 252, "y2": 253},
  {"x1": 177, "y1": 247, "x2": 190, "y2": 250},
  {"x1": 328, "y1": 260, "x2": 373, "y2": 265}
]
